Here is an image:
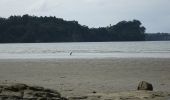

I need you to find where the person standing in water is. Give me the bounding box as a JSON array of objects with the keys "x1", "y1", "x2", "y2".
[{"x1": 70, "y1": 52, "x2": 73, "y2": 56}]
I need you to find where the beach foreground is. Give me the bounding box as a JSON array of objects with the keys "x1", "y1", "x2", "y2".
[{"x1": 0, "y1": 58, "x2": 170, "y2": 99}]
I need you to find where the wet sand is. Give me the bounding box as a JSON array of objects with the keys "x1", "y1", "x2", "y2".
[{"x1": 0, "y1": 58, "x2": 170, "y2": 97}]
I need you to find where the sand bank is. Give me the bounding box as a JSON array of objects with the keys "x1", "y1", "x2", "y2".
[{"x1": 0, "y1": 58, "x2": 170, "y2": 97}]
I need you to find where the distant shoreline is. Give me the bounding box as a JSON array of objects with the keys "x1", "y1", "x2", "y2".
[{"x1": 0, "y1": 40, "x2": 169, "y2": 44}]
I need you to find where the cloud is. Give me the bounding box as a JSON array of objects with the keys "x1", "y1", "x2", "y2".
[{"x1": 0, "y1": 0, "x2": 170, "y2": 32}]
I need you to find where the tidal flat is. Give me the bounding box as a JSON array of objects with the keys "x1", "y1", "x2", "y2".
[{"x1": 0, "y1": 58, "x2": 170, "y2": 98}]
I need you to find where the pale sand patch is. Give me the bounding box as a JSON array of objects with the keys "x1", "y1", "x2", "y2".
[
  {"x1": 85, "y1": 90, "x2": 170, "y2": 100},
  {"x1": 0, "y1": 58, "x2": 170, "y2": 97}
]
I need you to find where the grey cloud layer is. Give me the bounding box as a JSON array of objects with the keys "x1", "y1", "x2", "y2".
[{"x1": 0, "y1": 0, "x2": 170, "y2": 32}]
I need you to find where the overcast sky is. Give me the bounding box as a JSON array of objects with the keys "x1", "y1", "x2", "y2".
[{"x1": 0, "y1": 0, "x2": 169, "y2": 33}]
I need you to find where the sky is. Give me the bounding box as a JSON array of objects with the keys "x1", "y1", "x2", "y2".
[{"x1": 0, "y1": 0, "x2": 170, "y2": 33}]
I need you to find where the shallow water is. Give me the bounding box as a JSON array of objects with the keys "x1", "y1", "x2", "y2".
[{"x1": 0, "y1": 41, "x2": 170, "y2": 59}]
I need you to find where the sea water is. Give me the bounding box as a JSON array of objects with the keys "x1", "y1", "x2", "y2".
[{"x1": 0, "y1": 41, "x2": 170, "y2": 59}]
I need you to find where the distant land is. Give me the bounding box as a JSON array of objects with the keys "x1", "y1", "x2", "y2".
[
  {"x1": 0, "y1": 14, "x2": 169, "y2": 43},
  {"x1": 145, "y1": 33, "x2": 170, "y2": 41}
]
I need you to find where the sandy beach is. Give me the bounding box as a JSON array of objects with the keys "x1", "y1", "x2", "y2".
[{"x1": 0, "y1": 58, "x2": 170, "y2": 99}]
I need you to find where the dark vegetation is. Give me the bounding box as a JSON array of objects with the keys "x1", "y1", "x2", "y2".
[
  {"x1": 0, "y1": 14, "x2": 146, "y2": 43},
  {"x1": 145, "y1": 33, "x2": 170, "y2": 41}
]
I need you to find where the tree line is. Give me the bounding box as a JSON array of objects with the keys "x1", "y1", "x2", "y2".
[
  {"x1": 145, "y1": 33, "x2": 170, "y2": 41},
  {"x1": 0, "y1": 15, "x2": 146, "y2": 43}
]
